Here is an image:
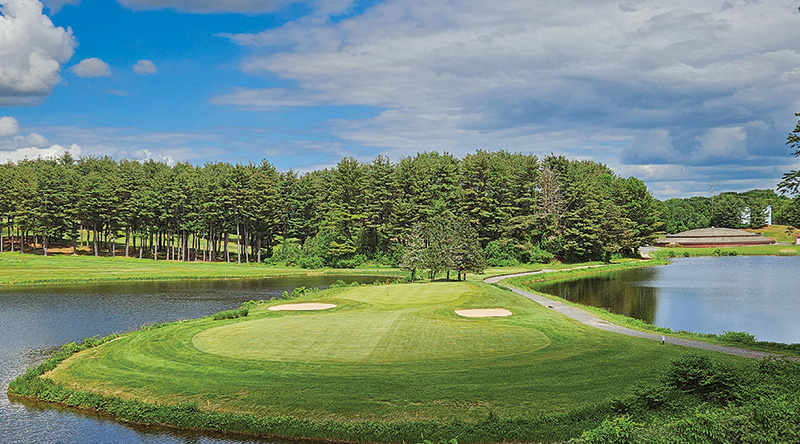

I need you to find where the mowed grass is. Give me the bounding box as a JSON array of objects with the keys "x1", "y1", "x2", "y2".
[
  {"x1": 746, "y1": 224, "x2": 797, "y2": 243},
  {"x1": 193, "y1": 284, "x2": 550, "y2": 363},
  {"x1": 0, "y1": 252, "x2": 401, "y2": 286},
  {"x1": 653, "y1": 244, "x2": 800, "y2": 258},
  {"x1": 47, "y1": 281, "x2": 744, "y2": 422}
]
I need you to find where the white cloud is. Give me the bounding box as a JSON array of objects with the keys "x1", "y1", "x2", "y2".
[
  {"x1": 116, "y1": 0, "x2": 291, "y2": 13},
  {"x1": 70, "y1": 57, "x2": 111, "y2": 78},
  {"x1": 0, "y1": 143, "x2": 81, "y2": 163},
  {"x1": 0, "y1": 0, "x2": 76, "y2": 105},
  {"x1": 0, "y1": 117, "x2": 20, "y2": 137},
  {"x1": 215, "y1": 0, "x2": 800, "y2": 197},
  {"x1": 41, "y1": 0, "x2": 79, "y2": 14},
  {"x1": 0, "y1": 118, "x2": 81, "y2": 162},
  {"x1": 212, "y1": 88, "x2": 324, "y2": 109},
  {"x1": 695, "y1": 126, "x2": 748, "y2": 161},
  {"x1": 133, "y1": 59, "x2": 156, "y2": 75},
  {"x1": 25, "y1": 132, "x2": 48, "y2": 146}
]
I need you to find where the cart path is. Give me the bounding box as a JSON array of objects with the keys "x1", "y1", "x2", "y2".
[{"x1": 485, "y1": 270, "x2": 791, "y2": 360}]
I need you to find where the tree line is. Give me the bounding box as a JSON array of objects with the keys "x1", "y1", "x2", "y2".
[
  {"x1": 658, "y1": 189, "x2": 794, "y2": 234},
  {"x1": 0, "y1": 150, "x2": 661, "y2": 268}
]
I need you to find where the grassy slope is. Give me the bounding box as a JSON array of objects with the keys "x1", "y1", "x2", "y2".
[
  {"x1": 47, "y1": 282, "x2": 743, "y2": 423},
  {"x1": 747, "y1": 224, "x2": 797, "y2": 243},
  {"x1": 652, "y1": 244, "x2": 800, "y2": 258},
  {"x1": 0, "y1": 252, "x2": 403, "y2": 286}
]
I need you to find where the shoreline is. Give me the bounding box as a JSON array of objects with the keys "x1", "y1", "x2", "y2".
[{"x1": 490, "y1": 256, "x2": 800, "y2": 359}]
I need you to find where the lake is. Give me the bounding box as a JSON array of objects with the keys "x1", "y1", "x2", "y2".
[
  {"x1": 0, "y1": 274, "x2": 393, "y2": 444},
  {"x1": 531, "y1": 256, "x2": 800, "y2": 344}
]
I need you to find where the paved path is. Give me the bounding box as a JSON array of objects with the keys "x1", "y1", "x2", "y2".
[{"x1": 485, "y1": 270, "x2": 789, "y2": 360}]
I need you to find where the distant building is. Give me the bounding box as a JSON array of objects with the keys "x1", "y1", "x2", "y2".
[{"x1": 655, "y1": 227, "x2": 775, "y2": 247}]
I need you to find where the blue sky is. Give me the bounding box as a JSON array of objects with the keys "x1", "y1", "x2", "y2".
[{"x1": 1, "y1": 0, "x2": 799, "y2": 199}]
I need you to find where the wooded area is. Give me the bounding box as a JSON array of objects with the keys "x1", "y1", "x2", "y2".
[
  {"x1": 658, "y1": 189, "x2": 799, "y2": 234},
  {"x1": 0, "y1": 150, "x2": 660, "y2": 266}
]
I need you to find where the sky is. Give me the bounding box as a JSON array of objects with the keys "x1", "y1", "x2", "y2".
[{"x1": 1, "y1": 0, "x2": 800, "y2": 199}]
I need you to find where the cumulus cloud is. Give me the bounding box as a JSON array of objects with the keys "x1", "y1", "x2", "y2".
[
  {"x1": 0, "y1": 143, "x2": 81, "y2": 163},
  {"x1": 41, "y1": 0, "x2": 79, "y2": 14},
  {"x1": 133, "y1": 59, "x2": 156, "y2": 75},
  {"x1": 0, "y1": 118, "x2": 81, "y2": 163},
  {"x1": 216, "y1": 0, "x2": 800, "y2": 197},
  {"x1": 70, "y1": 57, "x2": 111, "y2": 78},
  {"x1": 116, "y1": 0, "x2": 292, "y2": 14},
  {"x1": 0, "y1": 117, "x2": 20, "y2": 137},
  {"x1": 0, "y1": 0, "x2": 76, "y2": 105}
]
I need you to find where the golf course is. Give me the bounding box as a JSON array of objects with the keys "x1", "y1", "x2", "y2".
[{"x1": 15, "y1": 278, "x2": 745, "y2": 442}]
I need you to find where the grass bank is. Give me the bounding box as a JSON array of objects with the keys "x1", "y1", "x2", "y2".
[
  {"x1": 652, "y1": 244, "x2": 800, "y2": 259},
  {"x1": 0, "y1": 252, "x2": 404, "y2": 287},
  {"x1": 9, "y1": 281, "x2": 746, "y2": 443}
]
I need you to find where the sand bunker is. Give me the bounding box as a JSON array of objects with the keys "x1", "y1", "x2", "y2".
[
  {"x1": 268, "y1": 303, "x2": 337, "y2": 311},
  {"x1": 455, "y1": 308, "x2": 512, "y2": 318}
]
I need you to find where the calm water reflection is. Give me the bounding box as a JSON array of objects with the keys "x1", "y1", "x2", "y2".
[
  {"x1": 0, "y1": 275, "x2": 392, "y2": 444},
  {"x1": 532, "y1": 256, "x2": 800, "y2": 344}
]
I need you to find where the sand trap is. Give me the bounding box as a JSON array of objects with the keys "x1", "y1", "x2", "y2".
[
  {"x1": 455, "y1": 308, "x2": 512, "y2": 318},
  {"x1": 268, "y1": 303, "x2": 337, "y2": 311}
]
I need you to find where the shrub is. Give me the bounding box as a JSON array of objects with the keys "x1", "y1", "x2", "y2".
[
  {"x1": 576, "y1": 416, "x2": 641, "y2": 444},
  {"x1": 335, "y1": 258, "x2": 358, "y2": 269},
  {"x1": 329, "y1": 279, "x2": 349, "y2": 288},
  {"x1": 212, "y1": 308, "x2": 249, "y2": 320},
  {"x1": 485, "y1": 239, "x2": 519, "y2": 267},
  {"x1": 664, "y1": 355, "x2": 742, "y2": 405},
  {"x1": 270, "y1": 238, "x2": 303, "y2": 265},
  {"x1": 281, "y1": 286, "x2": 318, "y2": 300},
  {"x1": 721, "y1": 330, "x2": 756, "y2": 345},
  {"x1": 298, "y1": 256, "x2": 324, "y2": 269}
]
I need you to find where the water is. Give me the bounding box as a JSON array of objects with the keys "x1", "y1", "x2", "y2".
[
  {"x1": 532, "y1": 256, "x2": 800, "y2": 344},
  {"x1": 0, "y1": 275, "x2": 393, "y2": 444}
]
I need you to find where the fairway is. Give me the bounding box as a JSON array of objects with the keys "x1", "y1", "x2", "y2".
[{"x1": 47, "y1": 281, "x2": 745, "y2": 425}]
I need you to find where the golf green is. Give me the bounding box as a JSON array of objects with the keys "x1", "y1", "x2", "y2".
[
  {"x1": 193, "y1": 283, "x2": 549, "y2": 363},
  {"x1": 47, "y1": 281, "x2": 738, "y2": 422}
]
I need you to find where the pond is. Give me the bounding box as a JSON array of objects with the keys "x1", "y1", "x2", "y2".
[
  {"x1": 0, "y1": 274, "x2": 394, "y2": 444},
  {"x1": 531, "y1": 256, "x2": 800, "y2": 344}
]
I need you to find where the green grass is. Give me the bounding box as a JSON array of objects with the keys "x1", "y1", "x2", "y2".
[
  {"x1": 46, "y1": 281, "x2": 743, "y2": 428},
  {"x1": 0, "y1": 252, "x2": 403, "y2": 286},
  {"x1": 0, "y1": 250, "x2": 616, "y2": 288},
  {"x1": 747, "y1": 224, "x2": 797, "y2": 243},
  {"x1": 652, "y1": 244, "x2": 800, "y2": 259}
]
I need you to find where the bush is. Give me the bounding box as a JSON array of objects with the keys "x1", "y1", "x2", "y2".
[
  {"x1": 281, "y1": 286, "x2": 318, "y2": 300},
  {"x1": 485, "y1": 239, "x2": 519, "y2": 267},
  {"x1": 335, "y1": 258, "x2": 358, "y2": 269},
  {"x1": 212, "y1": 308, "x2": 249, "y2": 320},
  {"x1": 576, "y1": 416, "x2": 641, "y2": 444},
  {"x1": 298, "y1": 256, "x2": 324, "y2": 269},
  {"x1": 519, "y1": 244, "x2": 554, "y2": 264},
  {"x1": 721, "y1": 330, "x2": 756, "y2": 345},
  {"x1": 329, "y1": 279, "x2": 349, "y2": 288},
  {"x1": 270, "y1": 238, "x2": 303, "y2": 265},
  {"x1": 664, "y1": 355, "x2": 742, "y2": 405}
]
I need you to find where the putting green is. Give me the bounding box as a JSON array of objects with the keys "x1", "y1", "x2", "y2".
[{"x1": 193, "y1": 306, "x2": 549, "y2": 363}]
